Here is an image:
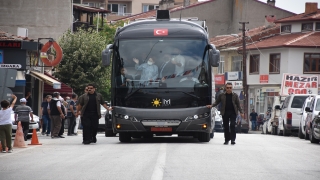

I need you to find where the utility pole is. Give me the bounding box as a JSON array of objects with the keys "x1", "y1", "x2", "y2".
[{"x1": 239, "y1": 22, "x2": 249, "y2": 121}]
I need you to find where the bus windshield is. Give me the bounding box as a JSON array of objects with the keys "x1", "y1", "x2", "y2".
[{"x1": 112, "y1": 39, "x2": 211, "y2": 108}]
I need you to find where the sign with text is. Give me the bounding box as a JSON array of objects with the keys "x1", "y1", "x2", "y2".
[
  {"x1": 0, "y1": 41, "x2": 21, "y2": 49},
  {"x1": 0, "y1": 64, "x2": 22, "y2": 69},
  {"x1": 281, "y1": 73, "x2": 318, "y2": 96},
  {"x1": 260, "y1": 75, "x2": 269, "y2": 83},
  {"x1": 215, "y1": 74, "x2": 225, "y2": 85},
  {"x1": 226, "y1": 81, "x2": 243, "y2": 89},
  {"x1": 225, "y1": 71, "x2": 242, "y2": 80}
]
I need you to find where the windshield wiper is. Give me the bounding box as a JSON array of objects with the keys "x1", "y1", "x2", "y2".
[{"x1": 124, "y1": 88, "x2": 142, "y2": 100}]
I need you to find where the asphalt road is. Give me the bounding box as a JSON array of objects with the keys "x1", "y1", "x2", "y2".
[{"x1": 1, "y1": 132, "x2": 319, "y2": 180}]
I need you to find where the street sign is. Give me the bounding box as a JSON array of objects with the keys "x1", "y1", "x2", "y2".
[{"x1": 0, "y1": 64, "x2": 22, "y2": 69}]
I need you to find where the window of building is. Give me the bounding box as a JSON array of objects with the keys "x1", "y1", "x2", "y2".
[
  {"x1": 249, "y1": 55, "x2": 260, "y2": 74},
  {"x1": 143, "y1": 5, "x2": 159, "y2": 12},
  {"x1": 218, "y1": 56, "x2": 225, "y2": 74},
  {"x1": 301, "y1": 23, "x2": 313, "y2": 31},
  {"x1": 304, "y1": 53, "x2": 320, "y2": 73},
  {"x1": 281, "y1": 25, "x2": 291, "y2": 33},
  {"x1": 108, "y1": 4, "x2": 119, "y2": 13},
  {"x1": 269, "y1": 54, "x2": 280, "y2": 74},
  {"x1": 231, "y1": 56, "x2": 242, "y2": 71},
  {"x1": 316, "y1": 23, "x2": 320, "y2": 31},
  {"x1": 83, "y1": 2, "x2": 100, "y2": 8}
]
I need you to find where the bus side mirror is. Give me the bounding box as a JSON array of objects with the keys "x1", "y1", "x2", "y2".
[
  {"x1": 209, "y1": 44, "x2": 220, "y2": 67},
  {"x1": 102, "y1": 44, "x2": 113, "y2": 66},
  {"x1": 275, "y1": 105, "x2": 281, "y2": 110}
]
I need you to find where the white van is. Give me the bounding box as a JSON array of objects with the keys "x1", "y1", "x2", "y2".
[
  {"x1": 298, "y1": 96, "x2": 314, "y2": 139},
  {"x1": 278, "y1": 94, "x2": 316, "y2": 136}
]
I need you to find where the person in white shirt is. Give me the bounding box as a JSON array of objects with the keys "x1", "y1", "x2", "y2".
[
  {"x1": 171, "y1": 47, "x2": 185, "y2": 76},
  {"x1": 0, "y1": 94, "x2": 17, "y2": 153}
]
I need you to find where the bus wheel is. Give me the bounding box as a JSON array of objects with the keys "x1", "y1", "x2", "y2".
[
  {"x1": 210, "y1": 132, "x2": 214, "y2": 138},
  {"x1": 198, "y1": 132, "x2": 210, "y2": 142},
  {"x1": 119, "y1": 133, "x2": 131, "y2": 142}
]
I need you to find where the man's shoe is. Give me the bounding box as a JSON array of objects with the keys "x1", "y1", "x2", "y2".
[
  {"x1": 83, "y1": 141, "x2": 91, "y2": 145},
  {"x1": 223, "y1": 141, "x2": 229, "y2": 145},
  {"x1": 2, "y1": 149, "x2": 6, "y2": 153},
  {"x1": 58, "y1": 135, "x2": 65, "y2": 138},
  {"x1": 8, "y1": 148, "x2": 12, "y2": 153},
  {"x1": 46, "y1": 134, "x2": 49, "y2": 136},
  {"x1": 41, "y1": 132, "x2": 45, "y2": 135},
  {"x1": 91, "y1": 137, "x2": 97, "y2": 143},
  {"x1": 51, "y1": 136, "x2": 59, "y2": 139},
  {"x1": 231, "y1": 141, "x2": 236, "y2": 145}
]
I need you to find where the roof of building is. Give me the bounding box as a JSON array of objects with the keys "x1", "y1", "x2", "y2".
[
  {"x1": 0, "y1": 30, "x2": 34, "y2": 41},
  {"x1": 245, "y1": 31, "x2": 320, "y2": 50},
  {"x1": 113, "y1": 0, "x2": 295, "y2": 22},
  {"x1": 275, "y1": 9, "x2": 320, "y2": 23},
  {"x1": 73, "y1": 3, "x2": 110, "y2": 13},
  {"x1": 210, "y1": 24, "x2": 280, "y2": 48}
]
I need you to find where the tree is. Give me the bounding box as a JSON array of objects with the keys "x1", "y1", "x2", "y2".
[{"x1": 55, "y1": 28, "x2": 110, "y2": 99}]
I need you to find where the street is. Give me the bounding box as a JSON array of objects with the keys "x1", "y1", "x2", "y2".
[{"x1": 1, "y1": 132, "x2": 319, "y2": 180}]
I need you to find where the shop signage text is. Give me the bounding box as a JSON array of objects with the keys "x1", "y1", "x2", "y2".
[
  {"x1": 0, "y1": 41, "x2": 21, "y2": 48},
  {"x1": 226, "y1": 81, "x2": 243, "y2": 89},
  {"x1": 260, "y1": 75, "x2": 269, "y2": 83},
  {"x1": 0, "y1": 64, "x2": 22, "y2": 69},
  {"x1": 281, "y1": 73, "x2": 318, "y2": 95},
  {"x1": 215, "y1": 74, "x2": 225, "y2": 85},
  {"x1": 225, "y1": 71, "x2": 241, "y2": 80}
]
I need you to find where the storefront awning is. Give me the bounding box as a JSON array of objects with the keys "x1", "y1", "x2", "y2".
[
  {"x1": 43, "y1": 72, "x2": 73, "y2": 96},
  {"x1": 30, "y1": 71, "x2": 61, "y2": 89}
]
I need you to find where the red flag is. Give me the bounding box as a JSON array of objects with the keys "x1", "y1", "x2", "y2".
[{"x1": 154, "y1": 29, "x2": 168, "y2": 36}]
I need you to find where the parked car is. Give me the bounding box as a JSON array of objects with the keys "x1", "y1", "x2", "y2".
[
  {"x1": 298, "y1": 96, "x2": 313, "y2": 139},
  {"x1": 278, "y1": 94, "x2": 314, "y2": 136},
  {"x1": 99, "y1": 101, "x2": 116, "y2": 137},
  {"x1": 305, "y1": 95, "x2": 320, "y2": 143},
  {"x1": 212, "y1": 108, "x2": 223, "y2": 132},
  {"x1": 11, "y1": 111, "x2": 40, "y2": 138}
]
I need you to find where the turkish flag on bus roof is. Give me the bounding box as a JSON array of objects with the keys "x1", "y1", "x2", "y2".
[{"x1": 154, "y1": 29, "x2": 168, "y2": 36}]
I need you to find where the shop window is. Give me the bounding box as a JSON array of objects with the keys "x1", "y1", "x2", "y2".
[
  {"x1": 218, "y1": 56, "x2": 225, "y2": 74},
  {"x1": 249, "y1": 54, "x2": 259, "y2": 74},
  {"x1": 304, "y1": 53, "x2": 320, "y2": 73},
  {"x1": 301, "y1": 23, "x2": 313, "y2": 31},
  {"x1": 281, "y1": 25, "x2": 291, "y2": 33},
  {"x1": 269, "y1": 54, "x2": 280, "y2": 74},
  {"x1": 231, "y1": 56, "x2": 242, "y2": 71}
]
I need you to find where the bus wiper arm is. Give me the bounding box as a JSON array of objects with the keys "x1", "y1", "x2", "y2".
[{"x1": 125, "y1": 88, "x2": 142, "y2": 100}]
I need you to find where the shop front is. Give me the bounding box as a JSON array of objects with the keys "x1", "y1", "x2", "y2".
[{"x1": 249, "y1": 86, "x2": 280, "y2": 115}]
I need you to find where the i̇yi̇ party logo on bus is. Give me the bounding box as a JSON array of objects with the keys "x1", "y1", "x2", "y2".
[{"x1": 154, "y1": 29, "x2": 168, "y2": 36}]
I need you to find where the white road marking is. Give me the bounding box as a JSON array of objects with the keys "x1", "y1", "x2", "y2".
[{"x1": 151, "y1": 143, "x2": 167, "y2": 180}]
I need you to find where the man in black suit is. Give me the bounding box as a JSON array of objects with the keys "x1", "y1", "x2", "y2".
[
  {"x1": 158, "y1": 53, "x2": 175, "y2": 80},
  {"x1": 116, "y1": 67, "x2": 133, "y2": 87}
]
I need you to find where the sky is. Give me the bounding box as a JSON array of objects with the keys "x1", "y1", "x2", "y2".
[{"x1": 257, "y1": 0, "x2": 320, "y2": 14}]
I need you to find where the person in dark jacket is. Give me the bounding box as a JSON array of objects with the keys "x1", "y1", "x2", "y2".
[
  {"x1": 116, "y1": 67, "x2": 133, "y2": 87},
  {"x1": 40, "y1": 95, "x2": 52, "y2": 136},
  {"x1": 207, "y1": 82, "x2": 244, "y2": 145},
  {"x1": 77, "y1": 84, "x2": 112, "y2": 144},
  {"x1": 48, "y1": 92, "x2": 65, "y2": 138}
]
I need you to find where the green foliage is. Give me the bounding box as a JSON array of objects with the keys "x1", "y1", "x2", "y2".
[{"x1": 55, "y1": 28, "x2": 110, "y2": 99}]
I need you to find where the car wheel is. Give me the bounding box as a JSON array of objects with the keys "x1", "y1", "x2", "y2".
[
  {"x1": 198, "y1": 132, "x2": 210, "y2": 142},
  {"x1": 277, "y1": 125, "x2": 282, "y2": 136},
  {"x1": 119, "y1": 133, "x2": 131, "y2": 142},
  {"x1": 309, "y1": 125, "x2": 320, "y2": 144},
  {"x1": 298, "y1": 124, "x2": 304, "y2": 139},
  {"x1": 283, "y1": 124, "x2": 291, "y2": 136}
]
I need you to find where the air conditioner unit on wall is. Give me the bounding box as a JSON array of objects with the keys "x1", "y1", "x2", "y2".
[{"x1": 17, "y1": 27, "x2": 28, "y2": 37}]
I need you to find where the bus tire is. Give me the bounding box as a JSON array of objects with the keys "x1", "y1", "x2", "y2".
[
  {"x1": 198, "y1": 132, "x2": 210, "y2": 142},
  {"x1": 210, "y1": 132, "x2": 214, "y2": 139},
  {"x1": 119, "y1": 133, "x2": 131, "y2": 142}
]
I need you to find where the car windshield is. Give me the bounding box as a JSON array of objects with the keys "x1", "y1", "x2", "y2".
[
  {"x1": 315, "y1": 99, "x2": 320, "y2": 111},
  {"x1": 291, "y1": 96, "x2": 308, "y2": 108}
]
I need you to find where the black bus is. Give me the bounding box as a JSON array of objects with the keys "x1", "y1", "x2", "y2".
[{"x1": 102, "y1": 10, "x2": 220, "y2": 142}]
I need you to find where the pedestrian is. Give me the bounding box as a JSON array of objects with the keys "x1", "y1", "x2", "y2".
[
  {"x1": 14, "y1": 98, "x2": 34, "y2": 141},
  {"x1": 40, "y1": 95, "x2": 52, "y2": 136},
  {"x1": 206, "y1": 82, "x2": 243, "y2": 145},
  {"x1": 25, "y1": 91, "x2": 32, "y2": 107},
  {"x1": 58, "y1": 97, "x2": 67, "y2": 138},
  {"x1": 67, "y1": 94, "x2": 78, "y2": 136},
  {"x1": 0, "y1": 94, "x2": 17, "y2": 153},
  {"x1": 250, "y1": 109, "x2": 258, "y2": 131},
  {"x1": 76, "y1": 87, "x2": 89, "y2": 132},
  {"x1": 48, "y1": 92, "x2": 65, "y2": 139},
  {"x1": 77, "y1": 83, "x2": 112, "y2": 144},
  {"x1": 171, "y1": 47, "x2": 186, "y2": 76}
]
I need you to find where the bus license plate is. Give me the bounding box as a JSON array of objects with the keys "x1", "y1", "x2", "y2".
[{"x1": 151, "y1": 127, "x2": 172, "y2": 132}]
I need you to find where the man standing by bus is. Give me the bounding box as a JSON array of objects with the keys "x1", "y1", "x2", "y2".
[
  {"x1": 206, "y1": 82, "x2": 243, "y2": 145},
  {"x1": 77, "y1": 84, "x2": 112, "y2": 144}
]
